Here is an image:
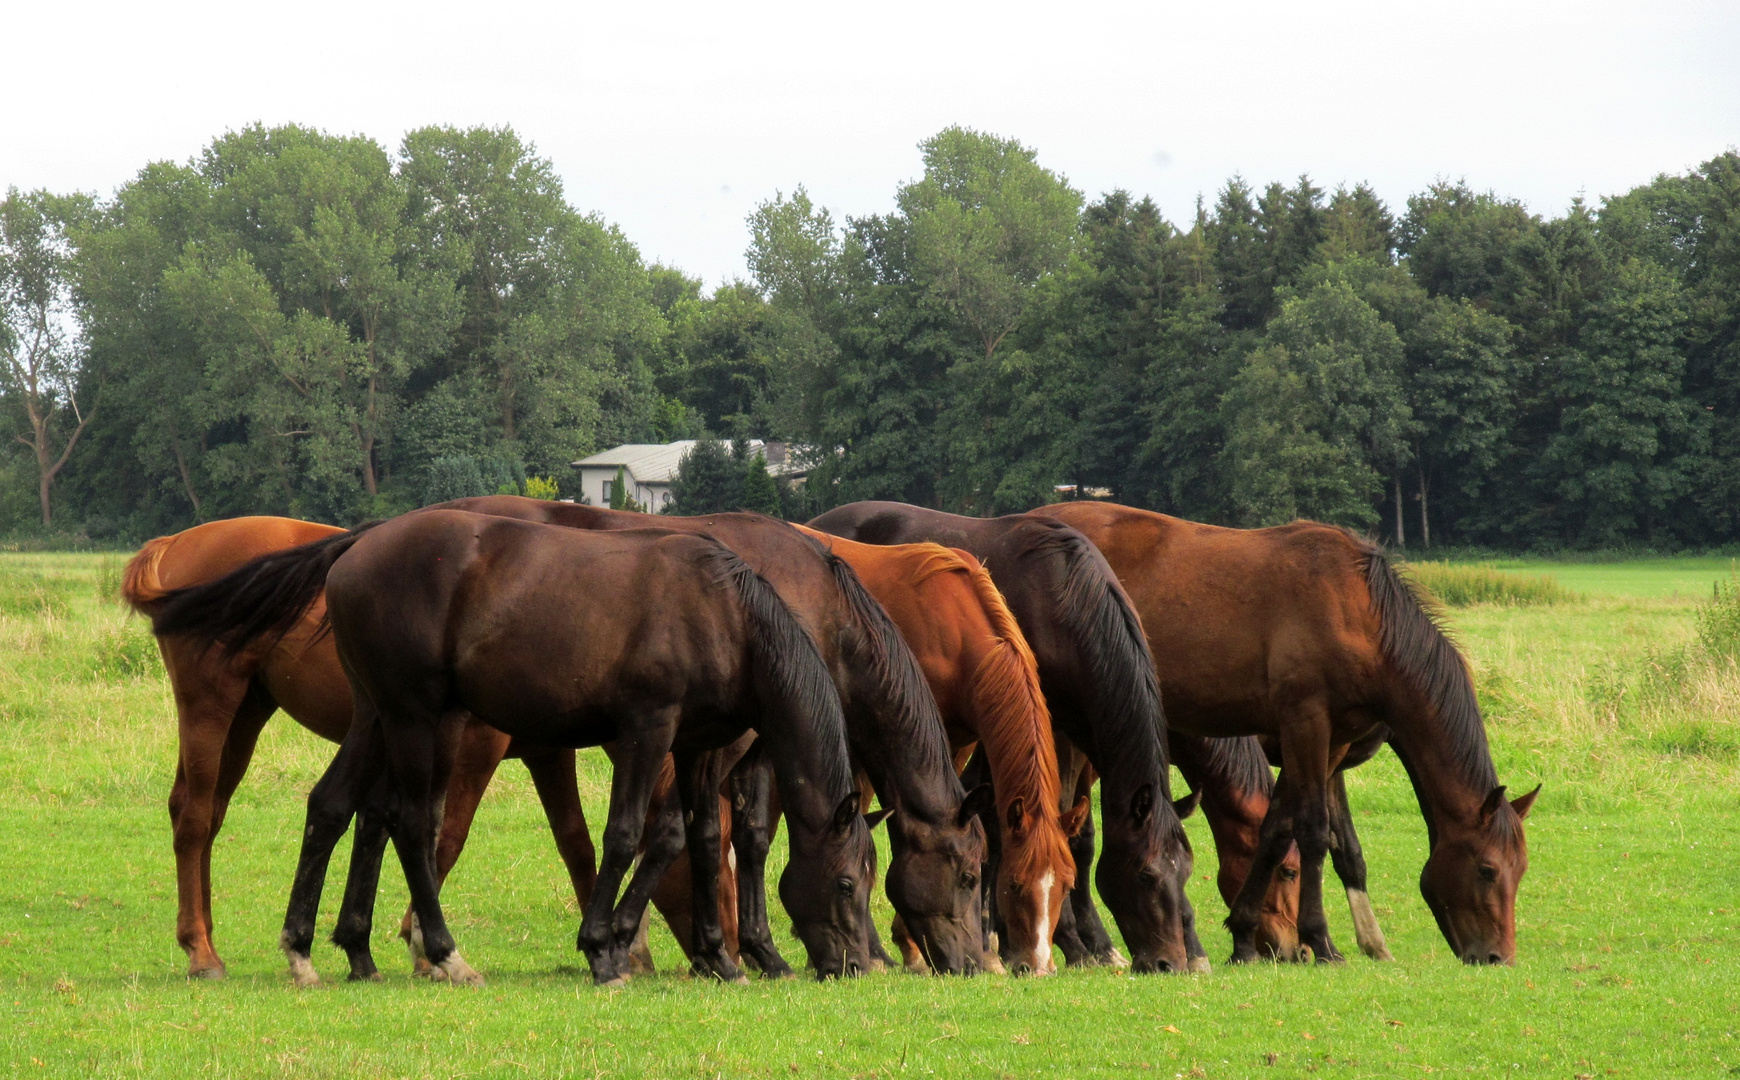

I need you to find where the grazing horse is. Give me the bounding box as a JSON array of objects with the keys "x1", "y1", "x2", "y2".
[
  {"x1": 808, "y1": 502, "x2": 1199, "y2": 974},
  {"x1": 152, "y1": 512, "x2": 876, "y2": 985},
  {"x1": 793, "y1": 527, "x2": 1086, "y2": 975},
  {"x1": 1035, "y1": 501, "x2": 1538, "y2": 965},
  {"x1": 123, "y1": 517, "x2": 599, "y2": 979},
  {"x1": 416, "y1": 498, "x2": 989, "y2": 977}
]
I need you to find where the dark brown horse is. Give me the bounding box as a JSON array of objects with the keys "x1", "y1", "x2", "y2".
[
  {"x1": 124, "y1": 517, "x2": 729, "y2": 979},
  {"x1": 1036, "y1": 501, "x2": 1538, "y2": 965},
  {"x1": 429, "y1": 498, "x2": 988, "y2": 977},
  {"x1": 152, "y1": 512, "x2": 876, "y2": 985},
  {"x1": 122, "y1": 518, "x2": 600, "y2": 978},
  {"x1": 808, "y1": 502, "x2": 1199, "y2": 973}
]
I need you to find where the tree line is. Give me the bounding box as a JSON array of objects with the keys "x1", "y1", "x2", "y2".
[{"x1": 3, "y1": 123, "x2": 1737, "y2": 549}]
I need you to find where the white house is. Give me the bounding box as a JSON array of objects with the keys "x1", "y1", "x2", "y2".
[{"x1": 571, "y1": 440, "x2": 807, "y2": 511}]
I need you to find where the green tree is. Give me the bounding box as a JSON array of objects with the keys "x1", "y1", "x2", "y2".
[
  {"x1": 668, "y1": 437, "x2": 741, "y2": 514},
  {"x1": 2, "y1": 188, "x2": 98, "y2": 528},
  {"x1": 740, "y1": 453, "x2": 782, "y2": 516}
]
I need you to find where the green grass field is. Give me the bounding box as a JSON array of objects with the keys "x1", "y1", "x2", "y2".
[{"x1": 3, "y1": 554, "x2": 1738, "y2": 1078}]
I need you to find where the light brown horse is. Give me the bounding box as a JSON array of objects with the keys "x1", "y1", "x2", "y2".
[
  {"x1": 794, "y1": 527, "x2": 1086, "y2": 975},
  {"x1": 1035, "y1": 502, "x2": 1539, "y2": 965},
  {"x1": 124, "y1": 516, "x2": 729, "y2": 978}
]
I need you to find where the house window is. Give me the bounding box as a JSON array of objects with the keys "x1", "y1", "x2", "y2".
[{"x1": 600, "y1": 480, "x2": 614, "y2": 504}]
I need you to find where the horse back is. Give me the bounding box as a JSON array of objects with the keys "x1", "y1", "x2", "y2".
[
  {"x1": 1035, "y1": 502, "x2": 1385, "y2": 734},
  {"x1": 328, "y1": 511, "x2": 755, "y2": 746}
]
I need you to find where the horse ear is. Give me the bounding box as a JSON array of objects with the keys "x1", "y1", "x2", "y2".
[
  {"x1": 1479, "y1": 785, "x2": 1508, "y2": 826},
  {"x1": 1004, "y1": 796, "x2": 1027, "y2": 837},
  {"x1": 1509, "y1": 784, "x2": 1541, "y2": 821},
  {"x1": 833, "y1": 792, "x2": 861, "y2": 835},
  {"x1": 1172, "y1": 790, "x2": 1201, "y2": 821},
  {"x1": 863, "y1": 807, "x2": 895, "y2": 830},
  {"x1": 958, "y1": 783, "x2": 995, "y2": 827},
  {"x1": 1129, "y1": 783, "x2": 1154, "y2": 827},
  {"x1": 1061, "y1": 795, "x2": 1091, "y2": 838}
]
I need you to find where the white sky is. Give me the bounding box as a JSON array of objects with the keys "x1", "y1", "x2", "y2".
[{"x1": 4, "y1": 0, "x2": 1736, "y2": 288}]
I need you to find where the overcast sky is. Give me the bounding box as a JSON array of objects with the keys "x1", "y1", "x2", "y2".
[{"x1": 4, "y1": 0, "x2": 1736, "y2": 287}]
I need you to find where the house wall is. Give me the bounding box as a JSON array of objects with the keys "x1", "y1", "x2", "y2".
[{"x1": 577, "y1": 466, "x2": 673, "y2": 510}]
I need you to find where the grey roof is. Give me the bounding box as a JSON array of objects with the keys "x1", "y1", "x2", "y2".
[{"x1": 572, "y1": 440, "x2": 808, "y2": 481}]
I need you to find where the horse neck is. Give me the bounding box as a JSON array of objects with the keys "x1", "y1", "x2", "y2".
[{"x1": 1382, "y1": 675, "x2": 1496, "y2": 840}]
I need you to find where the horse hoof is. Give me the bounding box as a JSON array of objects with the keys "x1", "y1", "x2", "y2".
[
  {"x1": 437, "y1": 954, "x2": 485, "y2": 987},
  {"x1": 188, "y1": 965, "x2": 227, "y2": 981},
  {"x1": 1188, "y1": 956, "x2": 1212, "y2": 974},
  {"x1": 1105, "y1": 949, "x2": 1130, "y2": 971},
  {"x1": 1363, "y1": 945, "x2": 1395, "y2": 962},
  {"x1": 981, "y1": 955, "x2": 1008, "y2": 977},
  {"x1": 284, "y1": 950, "x2": 321, "y2": 988},
  {"x1": 596, "y1": 975, "x2": 628, "y2": 989}
]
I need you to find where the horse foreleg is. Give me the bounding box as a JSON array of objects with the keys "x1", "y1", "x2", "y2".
[
  {"x1": 523, "y1": 746, "x2": 597, "y2": 915},
  {"x1": 580, "y1": 716, "x2": 677, "y2": 986},
  {"x1": 1327, "y1": 769, "x2": 1391, "y2": 961},
  {"x1": 675, "y1": 749, "x2": 746, "y2": 982},
  {"x1": 1275, "y1": 709, "x2": 1339, "y2": 964},
  {"x1": 728, "y1": 744, "x2": 794, "y2": 979}
]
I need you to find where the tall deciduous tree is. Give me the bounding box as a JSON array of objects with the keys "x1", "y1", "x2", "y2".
[{"x1": 2, "y1": 189, "x2": 97, "y2": 527}]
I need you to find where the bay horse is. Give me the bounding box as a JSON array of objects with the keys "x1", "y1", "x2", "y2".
[
  {"x1": 427, "y1": 499, "x2": 988, "y2": 977},
  {"x1": 791, "y1": 526, "x2": 1086, "y2": 975},
  {"x1": 124, "y1": 517, "x2": 727, "y2": 979},
  {"x1": 1035, "y1": 501, "x2": 1538, "y2": 965},
  {"x1": 151, "y1": 512, "x2": 875, "y2": 985},
  {"x1": 807, "y1": 502, "x2": 1199, "y2": 974}
]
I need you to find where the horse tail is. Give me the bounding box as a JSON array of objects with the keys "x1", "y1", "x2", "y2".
[
  {"x1": 1361, "y1": 542, "x2": 1496, "y2": 791},
  {"x1": 121, "y1": 534, "x2": 178, "y2": 615},
  {"x1": 956, "y1": 554, "x2": 1073, "y2": 887},
  {"x1": 702, "y1": 544, "x2": 854, "y2": 798},
  {"x1": 149, "y1": 524, "x2": 380, "y2": 658}
]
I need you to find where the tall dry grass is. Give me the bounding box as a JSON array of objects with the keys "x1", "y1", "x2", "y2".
[{"x1": 1405, "y1": 560, "x2": 1579, "y2": 607}]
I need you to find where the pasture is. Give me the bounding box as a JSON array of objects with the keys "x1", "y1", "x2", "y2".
[{"x1": 2, "y1": 553, "x2": 1738, "y2": 1078}]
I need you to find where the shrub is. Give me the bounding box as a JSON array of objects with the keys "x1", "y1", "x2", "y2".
[
  {"x1": 1404, "y1": 561, "x2": 1577, "y2": 607},
  {"x1": 87, "y1": 619, "x2": 163, "y2": 681},
  {"x1": 0, "y1": 567, "x2": 75, "y2": 620},
  {"x1": 525, "y1": 476, "x2": 560, "y2": 501}
]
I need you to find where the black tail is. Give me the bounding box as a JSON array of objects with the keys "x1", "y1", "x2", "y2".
[{"x1": 150, "y1": 524, "x2": 380, "y2": 658}]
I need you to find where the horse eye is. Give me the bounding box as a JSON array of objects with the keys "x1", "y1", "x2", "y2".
[
  {"x1": 1478, "y1": 864, "x2": 1499, "y2": 883},
  {"x1": 1278, "y1": 868, "x2": 1299, "y2": 882},
  {"x1": 960, "y1": 872, "x2": 978, "y2": 890},
  {"x1": 836, "y1": 876, "x2": 855, "y2": 895}
]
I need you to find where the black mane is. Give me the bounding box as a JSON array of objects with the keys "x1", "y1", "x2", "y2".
[
  {"x1": 1013, "y1": 517, "x2": 1173, "y2": 797},
  {"x1": 1362, "y1": 542, "x2": 1499, "y2": 794}
]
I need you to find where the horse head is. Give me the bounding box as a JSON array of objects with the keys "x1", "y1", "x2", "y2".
[
  {"x1": 779, "y1": 792, "x2": 878, "y2": 979},
  {"x1": 1419, "y1": 784, "x2": 1538, "y2": 965},
  {"x1": 1096, "y1": 784, "x2": 1198, "y2": 973},
  {"x1": 880, "y1": 786, "x2": 992, "y2": 975}
]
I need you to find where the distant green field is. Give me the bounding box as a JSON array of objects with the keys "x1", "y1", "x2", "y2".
[
  {"x1": 3, "y1": 553, "x2": 1739, "y2": 1077},
  {"x1": 1484, "y1": 555, "x2": 1740, "y2": 599}
]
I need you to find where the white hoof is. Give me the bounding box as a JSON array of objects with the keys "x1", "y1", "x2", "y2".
[
  {"x1": 1106, "y1": 948, "x2": 1130, "y2": 971},
  {"x1": 1188, "y1": 955, "x2": 1212, "y2": 973},
  {"x1": 437, "y1": 952, "x2": 485, "y2": 987},
  {"x1": 284, "y1": 950, "x2": 321, "y2": 988}
]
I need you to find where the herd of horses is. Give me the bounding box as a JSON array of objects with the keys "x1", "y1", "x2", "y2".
[{"x1": 121, "y1": 496, "x2": 1538, "y2": 987}]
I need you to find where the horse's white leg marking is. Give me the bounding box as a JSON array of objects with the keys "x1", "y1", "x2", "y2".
[
  {"x1": 437, "y1": 950, "x2": 485, "y2": 987},
  {"x1": 281, "y1": 931, "x2": 320, "y2": 988},
  {"x1": 1346, "y1": 887, "x2": 1394, "y2": 961}
]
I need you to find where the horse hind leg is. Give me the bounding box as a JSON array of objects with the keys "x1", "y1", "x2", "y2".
[
  {"x1": 281, "y1": 710, "x2": 389, "y2": 988},
  {"x1": 166, "y1": 670, "x2": 263, "y2": 979},
  {"x1": 331, "y1": 770, "x2": 396, "y2": 981},
  {"x1": 1327, "y1": 769, "x2": 1392, "y2": 961},
  {"x1": 673, "y1": 748, "x2": 747, "y2": 983}
]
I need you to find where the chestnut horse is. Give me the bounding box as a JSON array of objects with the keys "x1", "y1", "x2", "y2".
[
  {"x1": 124, "y1": 517, "x2": 728, "y2": 979},
  {"x1": 793, "y1": 527, "x2": 1086, "y2": 975},
  {"x1": 808, "y1": 502, "x2": 1200, "y2": 973},
  {"x1": 1036, "y1": 502, "x2": 1538, "y2": 965},
  {"x1": 151, "y1": 513, "x2": 876, "y2": 985}
]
